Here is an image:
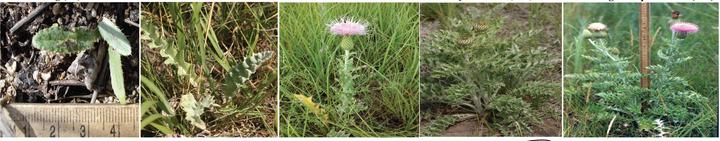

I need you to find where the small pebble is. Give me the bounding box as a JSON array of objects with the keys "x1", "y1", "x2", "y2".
[
  {"x1": 32, "y1": 70, "x2": 40, "y2": 84},
  {"x1": 86, "y1": 3, "x2": 94, "y2": 10},
  {"x1": 41, "y1": 72, "x2": 51, "y2": 81},
  {"x1": 52, "y1": 3, "x2": 62, "y2": 15},
  {"x1": 130, "y1": 57, "x2": 138, "y2": 67}
]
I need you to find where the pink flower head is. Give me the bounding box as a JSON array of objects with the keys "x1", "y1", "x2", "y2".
[
  {"x1": 327, "y1": 16, "x2": 370, "y2": 36},
  {"x1": 670, "y1": 22, "x2": 699, "y2": 34}
]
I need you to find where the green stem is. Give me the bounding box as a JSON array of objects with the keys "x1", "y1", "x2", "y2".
[
  {"x1": 343, "y1": 50, "x2": 352, "y2": 94},
  {"x1": 338, "y1": 49, "x2": 355, "y2": 126}
]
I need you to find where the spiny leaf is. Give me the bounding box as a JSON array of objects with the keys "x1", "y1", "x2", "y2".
[
  {"x1": 180, "y1": 93, "x2": 218, "y2": 130},
  {"x1": 98, "y1": 17, "x2": 132, "y2": 56},
  {"x1": 32, "y1": 24, "x2": 98, "y2": 53},
  {"x1": 140, "y1": 16, "x2": 199, "y2": 87},
  {"x1": 221, "y1": 51, "x2": 274, "y2": 99},
  {"x1": 108, "y1": 48, "x2": 126, "y2": 104},
  {"x1": 421, "y1": 114, "x2": 469, "y2": 137},
  {"x1": 293, "y1": 94, "x2": 328, "y2": 121}
]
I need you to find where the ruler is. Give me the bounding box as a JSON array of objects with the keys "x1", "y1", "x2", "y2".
[
  {"x1": 639, "y1": 3, "x2": 651, "y2": 110},
  {"x1": 1, "y1": 103, "x2": 139, "y2": 137}
]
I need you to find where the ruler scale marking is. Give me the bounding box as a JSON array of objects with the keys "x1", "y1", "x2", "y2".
[
  {"x1": 2, "y1": 103, "x2": 139, "y2": 137},
  {"x1": 639, "y1": 2, "x2": 651, "y2": 111}
]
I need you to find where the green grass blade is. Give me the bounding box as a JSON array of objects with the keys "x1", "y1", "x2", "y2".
[
  {"x1": 141, "y1": 75, "x2": 175, "y2": 116},
  {"x1": 149, "y1": 122, "x2": 176, "y2": 135}
]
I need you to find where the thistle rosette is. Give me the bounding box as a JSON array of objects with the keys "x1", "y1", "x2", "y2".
[{"x1": 327, "y1": 16, "x2": 370, "y2": 51}]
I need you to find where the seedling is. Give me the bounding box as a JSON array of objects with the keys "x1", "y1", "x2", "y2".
[{"x1": 32, "y1": 17, "x2": 132, "y2": 104}]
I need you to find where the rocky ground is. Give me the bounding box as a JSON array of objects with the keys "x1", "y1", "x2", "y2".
[{"x1": 0, "y1": 2, "x2": 140, "y2": 104}]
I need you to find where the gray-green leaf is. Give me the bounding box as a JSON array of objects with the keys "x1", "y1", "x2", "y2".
[
  {"x1": 32, "y1": 24, "x2": 98, "y2": 53},
  {"x1": 98, "y1": 17, "x2": 132, "y2": 56},
  {"x1": 180, "y1": 93, "x2": 216, "y2": 130},
  {"x1": 221, "y1": 51, "x2": 274, "y2": 99},
  {"x1": 108, "y1": 48, "x2": 126, "y2": 104}
]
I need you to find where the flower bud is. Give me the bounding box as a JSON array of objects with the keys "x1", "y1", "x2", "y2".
[
  {"x1": 610, "y1": 47, "x2": 619, "y2": 54},
  {"x1": 581, "y1": 29, "x2": 592, "y2": 39},
  {"x1": 457, "y1": 36, "x2": 474, "y2": 46},
  {"x1": 592, "y1": 31, "x2": 607, "y2": 39},
  {"x1": 340, "y1": 36, "x2": 354, "y2": 51},
  {"x1": 676, "y1": 33, "x2": 688, "y2": 39},
  {"x1": 474, "y1": 21, "x2": 489, "y2": 32},
  {"x1": 671, "y1": 11, "x2": 681, "y2": 19}
]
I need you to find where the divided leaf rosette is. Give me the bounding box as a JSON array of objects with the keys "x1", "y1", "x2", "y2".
[
  {"x1": 32, "y1": 24, "x2": 98, "y2": 53},
  {"x1": 221, "y1": 51, "x2": 274, "y2": 99}
]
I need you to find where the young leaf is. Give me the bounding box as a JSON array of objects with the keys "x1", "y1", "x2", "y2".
[
  {"x1": 98, "y1": 17, "x2": 132, "y2": 56},
  {"x1": 180, "y1": 93, "x2": 217, "y2": 130},
  {"x1": 32, "y1": 24, "x2": 98, "y2": 53},
  {"x1": 108, "y1": 48, "x2": 126, "y2": 104},
  {"x1": 221, "y1": 51, "x2": 274, "y2": 99},
  {"x1": 293, "y1": 94, "x2": 329, "y2": 121}
]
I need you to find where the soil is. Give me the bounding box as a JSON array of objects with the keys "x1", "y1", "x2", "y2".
[
  {"x1": 0, "y1": 2, "x2": 140, "y2": 104},
  {"x1": 419, "y1": 3, "x2": 562, "y2": 137}
]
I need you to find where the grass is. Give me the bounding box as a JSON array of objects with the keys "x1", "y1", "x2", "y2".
[
  {"x1": 563, "y1": 3, "x2": 718, "y2": 137},
  {"x1": 279, "y1": 3, "x2": 419, "y2": 137},
  {"x1": 140, "y1": 2, "x2": 278, "y2": 137},
  {"x1": 420, "y1": 3, "x2": 562, "y2": 136}
]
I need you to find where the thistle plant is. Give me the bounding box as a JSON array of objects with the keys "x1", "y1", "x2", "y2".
[
  {"x1": 565, "y1": 12, "x2": 711, "y2": 136},
  {"x1": 326, "y1": 16, "x2": 370, "y2": 127},
  {"x1": 32, "y1": 17, "x2": 132, "y2": 104},
  {"x1": 421, "y1": 4, "x2": 560, "y2": 136},
  {"x1": 652, "y1": 119, "x2": 670, "y2": 137}
]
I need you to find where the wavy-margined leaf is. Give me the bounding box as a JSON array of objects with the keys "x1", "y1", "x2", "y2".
[
  {"x1": 108, "y1": 48, "x2": 126, "y2": 104},
  {"x1": 32, "y1": 24, "x2": 98, "y2": 53},
  {"x1": 180, "y1": 93, "x2": 218, "y2": 130},
  {"x1": 221, "y1": 51, "x2": 274, "y2": 98},
  {"x1": 140, "y1": 15, "x2": 198, "y2": 87},
  {"x1": 98, "y1": 17, "x2": 132, "y2": 56},
  {"x1": 293, "y1": 94, "x2": 328, "y2": 121},
  {"x1": 140, "y1": 15, "x2": 165, "y2": 49},
  {"x1": 159, "y1": 46, "x2": 198, "y2": 87}
]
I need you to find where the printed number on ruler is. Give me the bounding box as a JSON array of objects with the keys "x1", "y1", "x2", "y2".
[{"x1": 2, "y1": 103, "x2": 139, "y2": 137}]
